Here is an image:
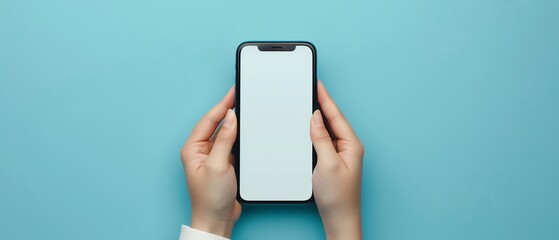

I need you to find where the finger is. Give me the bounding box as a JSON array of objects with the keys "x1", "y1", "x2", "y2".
[
  {"x1": 317, "y1": 81, "x2": 359, "y2": 142},
  {"x1": 310, "y1": 110, "x2": 340, "y2": 169},
  {"x1": 186, "y1": 87, "x2": 234, "y2": 146},
  {"x1": 206, "y1": 109, "x2": 237, "y2": 169}
]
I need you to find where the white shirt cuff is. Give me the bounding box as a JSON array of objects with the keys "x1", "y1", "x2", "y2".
[{"x1": 179, "y1": 225, "x2": 230, "y2": 240}]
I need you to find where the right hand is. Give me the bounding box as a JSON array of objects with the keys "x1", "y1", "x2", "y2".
[{"x1": 310, "y1": 81, "x2": 364, "y2": 240}]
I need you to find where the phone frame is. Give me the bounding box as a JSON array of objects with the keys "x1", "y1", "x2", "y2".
[{"x1": 234, "y1": 41, "x2": 318, "y2": 204}]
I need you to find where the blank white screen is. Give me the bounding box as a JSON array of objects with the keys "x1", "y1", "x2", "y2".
[{"x1": 239, "y1": 45, "x2": 313, "y2": 201}]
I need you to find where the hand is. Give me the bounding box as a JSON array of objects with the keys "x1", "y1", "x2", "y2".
[
  {"x1": 180, "y1": 87, "x2": 241, "y2": 238},
  {"x1": 310, "y1": 81, "x2": 364, "y2": 240}
]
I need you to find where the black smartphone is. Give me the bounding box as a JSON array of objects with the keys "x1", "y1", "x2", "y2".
[{"x1": 234, "y1": 41, "x2": 317, "y2": 203}]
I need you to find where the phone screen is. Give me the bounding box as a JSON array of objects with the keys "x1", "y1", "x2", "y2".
[{"x1": 237, "y1": 43, "x2": 315, "y2": 202}]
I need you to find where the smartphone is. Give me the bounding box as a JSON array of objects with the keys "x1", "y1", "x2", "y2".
[{"x1": 235, "y1": 41, "x2": 317, "y2": 203}]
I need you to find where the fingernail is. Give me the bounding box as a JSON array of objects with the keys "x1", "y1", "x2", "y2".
[
  {"x1": 312, "y1": 110, "x2": 324, "y2": 128},
  {"x1": 223, "y1": 109, "x2": 235, "y2": 127}
]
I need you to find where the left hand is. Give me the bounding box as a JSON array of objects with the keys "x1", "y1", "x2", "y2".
[{"x1": 180, "y1": 87, "x2": 241, "y2": 238}]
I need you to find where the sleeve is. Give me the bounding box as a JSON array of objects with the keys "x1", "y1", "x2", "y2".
[{"x1": 179, "y1": 225, "x2": 230, "y2": 240}]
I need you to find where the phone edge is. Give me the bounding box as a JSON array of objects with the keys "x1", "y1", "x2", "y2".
[{"x1": 235, "y1": 41, "x2": 318, "y2": 204}]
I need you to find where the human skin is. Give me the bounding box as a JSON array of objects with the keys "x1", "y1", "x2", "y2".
[
  {"x1": 180, "y1": 87, "x2": 240, "y2": 238},
  {"x1": 310, "y1": 81, "x2": 364, "y2": 240},
  {"x1": 180, "y1": 81, "x2": 364, "y2": 239}
]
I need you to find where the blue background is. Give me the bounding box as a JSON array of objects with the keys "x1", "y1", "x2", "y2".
[{"x1": 1, "y1": 0, "x2": 558, "y2": 239}]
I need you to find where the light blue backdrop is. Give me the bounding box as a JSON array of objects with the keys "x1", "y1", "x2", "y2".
[{"x1": 1, "y1": 0, "x2": 558, "y2": 239}]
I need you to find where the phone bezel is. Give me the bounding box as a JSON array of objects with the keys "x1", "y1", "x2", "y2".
[{"x1": 234, "y1": 41, "x2": 318, "y2": 204}]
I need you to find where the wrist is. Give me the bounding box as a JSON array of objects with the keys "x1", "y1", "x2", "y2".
[
  {"x1": 321, "y1": 210, "x2": 362, "y2": 240},
  {"x1": 191, "y1": 213, "x2": 235, "y2": 238}
]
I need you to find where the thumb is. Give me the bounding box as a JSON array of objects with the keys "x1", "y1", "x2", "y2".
[
  {"x1": 310, "y1": 110, "x2": 339, "y2": 169},
  {"x1": 207, "y1": 109, "x2": 237, "y2": 168}
]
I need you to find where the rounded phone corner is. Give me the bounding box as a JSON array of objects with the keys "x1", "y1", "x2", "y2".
[
  {"x1": 236, "y1": 195, "x2": 247, "y2": 204},
  {"x1": 236, "y1": 190, "x2": 248, "y2": 204},
  {"x1": 301, "y1": 189, "x2": 315, "y2": 203},
  {"x1": 236, "y1": 41, "x2": 255, "y2": 55},
  {"x1": 298, "y1": 41, "x2": 316, "y2": 52}
]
